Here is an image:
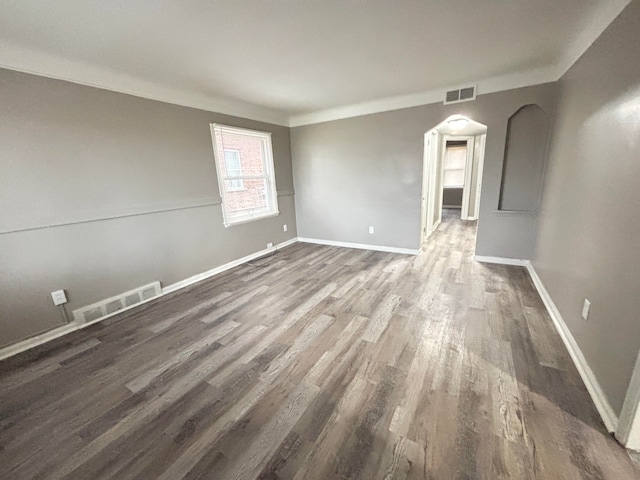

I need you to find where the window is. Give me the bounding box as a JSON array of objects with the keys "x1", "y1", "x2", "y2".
[
  {"x1": 223, "y1": 150, "x2": 243, "y2": 191},
  {"x1": 210, "y1": 124, "x2": 279, "y2": 226},
  {"x1": 443, "y1": 142, "x2": 467, "y2": 188}
]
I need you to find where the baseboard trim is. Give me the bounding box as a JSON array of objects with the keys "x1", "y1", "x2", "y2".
[
  {"x1": 473, "y1": 255, "x2": 528, "y2": 266},
  {"x1": 0, "y1": 324, "x2": 78, "y2": 362},
  {"x1": 472, "y1": 254, "x2": 619, "y2": 433},
  {"x1": 0, "y1": 237, "x2": 299, "y2": 362},
  {"x1": 525, "y1": 262, "x2": 619, "y2": 433},
  {"x1": 297, "y1": 237, "x2": 420, "y2": 255},
  {"x1": 162, "y1": 237, "x2": 298, "y2": 295}
]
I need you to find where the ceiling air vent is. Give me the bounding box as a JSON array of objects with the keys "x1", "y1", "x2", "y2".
[{"x1": 444, "y1": 85, "x2": 476, "y2": 105}]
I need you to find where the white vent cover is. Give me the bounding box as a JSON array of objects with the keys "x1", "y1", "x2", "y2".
[
  {"x1": 72, "y1": 281, "x2": 161, "y2": 324},
  {"x1": 444, "y1": 85, "x2": 476, "y2": 105}
]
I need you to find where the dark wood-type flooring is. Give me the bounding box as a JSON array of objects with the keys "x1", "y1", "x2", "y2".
[{"x1": 1, "y1": 210, "x2": 639, "y2": 479}]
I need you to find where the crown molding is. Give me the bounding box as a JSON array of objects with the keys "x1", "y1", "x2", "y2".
[
  {"x1": 0, "y1": 42, "x2": 289, "y2": 127},
  {"x1": 288, "y1": 65, "x2": 558, "y2": 127},
  {"x1": 0, "y1": 0, "x2": 629, "y2": 129}
]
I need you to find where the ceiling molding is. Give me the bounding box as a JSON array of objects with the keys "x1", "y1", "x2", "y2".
[
  {"x1": 0, "y1": 42, "x2": 289, "y2": 127},
  {"x1": 0, "y1": 0, "x2": 628, "y2": 129},
  {"x1": 288, "y1": 65, "x2": 558, "y2": 127},
  {"x1": 553, "y1": 0, "x2": 632, "y2": 79},
  {"x1": 288, "y1": 0, "x2": 630, "y2": 128}
]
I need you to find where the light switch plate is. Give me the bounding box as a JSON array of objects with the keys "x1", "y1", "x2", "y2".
[{"x1": 51, "y1": 290, "x2": 67, "y2": 306}]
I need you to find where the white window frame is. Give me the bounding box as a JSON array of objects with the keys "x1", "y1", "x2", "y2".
[
  {"x1": 442, "y1": 142, "x2": 467, "y2": 188},
  {"x1": 210, "y1": 124, "x2": 279, "y2": 227}
]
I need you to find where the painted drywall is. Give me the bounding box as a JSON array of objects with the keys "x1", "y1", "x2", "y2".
[
  {"x1": 499, "y1": 105, "x2": 550, "y2": 211},
  {"x1": 291, "y1": 83, "x2": 556, "y2": 256},
  {"x1": 532, "y1": 0, "x2": 640, "y2": 415},
  {"x1": 0, "y1": 68, "x2": 296, "y2": 347}
]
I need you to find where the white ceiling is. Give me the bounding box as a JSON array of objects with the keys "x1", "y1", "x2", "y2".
[{"x1": 0, "y1": 0, "x2": 631, "y2": 126}]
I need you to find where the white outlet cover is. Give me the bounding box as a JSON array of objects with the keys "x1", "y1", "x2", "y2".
[
  {"x1": 582, "y1": 299, "x2": 591, "y2": 320},
  {"x1": 267, "y1": 242, "x2": 274, "y2": 248},
  {"x1": 51, "y1": 289, "x2": 67, "y2": 306},
  {"x1": 368, "y1": 226, "x2": 374, "y2": 234},
  {"x1": 283, "y1": 224, "x2": 288, "y2": 232}
]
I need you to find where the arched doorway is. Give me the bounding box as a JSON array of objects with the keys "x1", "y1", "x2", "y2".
[{"x1": 420, "y1": 115, "x2": 488, "y2": 244}]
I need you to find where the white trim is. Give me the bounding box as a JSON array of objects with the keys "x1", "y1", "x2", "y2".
[
  {"x1": 297, "y1": 237, "x2": 420, "y2": 256},
  {"x1": 289, "y1": 65, "x2": 557, "y2": 127},
  {"x1": 616, "y1": 351, "x2": 640, "y2": 450},
  {"x1": 0, "y1": 43, "x2": 288, "y2": 126},
  {"x1": 0, "y1": 237, "x2": 299, "y2": 361},
  {"x1": 162, "y1": 237, "x2": 298, "y2": 294},
  {"x1": 473, "y1": 255, "x2": 528, "y2": 267},
  {"x1": 0, "y1": 0, "x2": 626, "y2": 130},
  {"x1": 473, "y1": 133, "x2": 486, "y2": 219},
  {"x1": 0, "y1": 324, "x2": 78, "y2": 362},
  {"x1": 223, "y1": 211, "x2": 280, "y2": 228},
  {"x1": 474, "y1": 255, "x2": 620, "y2": 433},
  {"x1": 525, "y1": 262, "x2": 619, "y2": 433},
  {"x1": 210, "y1": 124, "x2": 279, "y2": 228}
]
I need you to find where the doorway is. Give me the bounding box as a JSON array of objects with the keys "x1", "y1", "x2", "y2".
[{"x1": 420, "y1": 115, "x2": 487, "y2": 244}]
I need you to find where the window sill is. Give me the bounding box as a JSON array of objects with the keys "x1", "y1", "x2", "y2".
[{"x1": 224, "y1": 211, "x2": 280, "y2": 228}]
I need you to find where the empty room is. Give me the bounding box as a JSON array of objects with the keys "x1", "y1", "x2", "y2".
[{"x1": 1, "y1": 1, "x2": 640, "y2": 479}]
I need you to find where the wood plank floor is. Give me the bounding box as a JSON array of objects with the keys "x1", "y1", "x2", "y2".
[{"x1": 1, "y1": 210, "x2": 638, "y2": 479}]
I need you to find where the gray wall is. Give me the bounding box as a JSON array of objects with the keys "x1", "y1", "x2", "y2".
[
  {"x1": 0, "y1": 68, "x2": 296, "y2": 347},
  {"x1": 443, "y1": 188, "x2": 463, "y2": 208},
  {"x1": 291, "y1": 83, "x2": 556, "y2": 256},
  {"x1": 499, "y1": 104, "x2": 549, "y2": 211},
  {"x1": 532, "y1": 0, "x2": 640, "y2": 414}
]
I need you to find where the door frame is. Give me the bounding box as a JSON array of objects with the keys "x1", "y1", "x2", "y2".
[
  {"x1": 442, "y1": 135, "x2": 475, "y2": 220},
  {"x1": 421, "y1": 129, "x2": 440, "y2": 243}
]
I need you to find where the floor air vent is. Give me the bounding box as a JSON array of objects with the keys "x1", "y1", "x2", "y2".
[
  {"x1": 72, "y1": 281, "x2": 161, "y2": 324},
  {"x1": 444, "y1": 85, "x2": 476, "y2": 105}
]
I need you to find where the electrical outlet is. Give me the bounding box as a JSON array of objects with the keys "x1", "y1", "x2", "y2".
[
  {"x1": 283, "y1": 224, "x2": 288, "y2": 232},
  {"x1": 267, "y1": 242, "x2": 274, "y2": 248},
  {"x1": 51, "y1": 290, "x2": 67, "y2": 306},
  {"x1": 368, "y1": 226, "x2": 374, "y2": 234},
  {"x1": 582, "y1": 298, "x2": 591, "y2": 320}
]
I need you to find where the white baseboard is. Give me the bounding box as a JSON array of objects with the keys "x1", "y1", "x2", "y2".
[
  {"x1": 525, "y1": 262, "x2": 619, "y2": 433},
  {"x1": 297, "y1": 237, "x2": 420, "y2": 255},
  {"x1": 162, "y1": 237, "x2": 298, "y2": 294},
  {"x1": 0, "y1": 324, "x2": 78, "y2": 362},
  {"x1": 0, "y1": 237, "x2": 299, "y2": 362},
  {"x1": 473, "y1": 255, "x2": 528, "y2": 266},
  {"x1": 617, "y1": 351, "x2": 640, "y2": 449}
]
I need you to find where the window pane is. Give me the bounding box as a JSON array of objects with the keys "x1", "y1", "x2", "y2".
[
  {"x1": 444, "y1": 169, "x2": 465, "y2": 187},
  {"x1": 445, "y1": 145, "x2": 466, "y2": 169},
  {"x1": 217, "y1": 132, "x2": 265, "y2": 176},
  {"x1": 443, "y1": 144, "x2": 466, "y2": 187},
  {"x1": 224, "y1": 178, "x2": 270, "y2": 217},
  {"x1": 223, "y1": 150, "x2": 243, "y2": 190},
  {"x1": 224, "y1": 150, "x2": 241, "y2": 174}
]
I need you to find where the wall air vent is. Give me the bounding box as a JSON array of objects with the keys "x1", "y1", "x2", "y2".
[
  {"x1": 72, "y1": 281, "x2": 161, "y2": 324},
  {"x1": 444, "y1": 85, "x2": 476, "y2": 105}
]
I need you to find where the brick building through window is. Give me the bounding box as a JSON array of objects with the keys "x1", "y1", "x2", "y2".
[{"x1": 210, "y1": 124, "x2": 279, "y2": 226}]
